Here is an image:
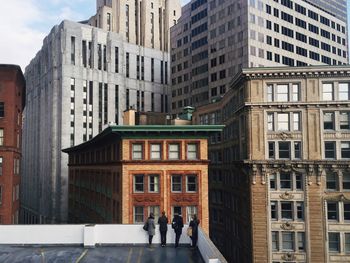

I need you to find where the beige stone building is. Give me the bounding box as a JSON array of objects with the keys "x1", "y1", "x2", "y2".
[
  {"x1": 193, "y1": 65, "x2": 350, "y2": 263},
  {"x1": 89, "y1": 0, "x2": 181, "y2": 51}
]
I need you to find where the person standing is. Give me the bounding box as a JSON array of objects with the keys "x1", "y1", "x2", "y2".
[
  {"x1": 158, "y1": 211, "x2": 168, "y2": 247},
  {"x1": 172, "y1": 212, "x2": 184, "y2": 248},
  {"x1": 146, "y1": 213, "x2": 156, "y2": 246},
  {"x1": 189, "y1": 214, "x2": 200, "y2": 248}
]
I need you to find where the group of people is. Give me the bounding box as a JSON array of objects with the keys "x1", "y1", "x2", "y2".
[{"x1": 144, "y1": 211, "x2": 200, "y2": 248}]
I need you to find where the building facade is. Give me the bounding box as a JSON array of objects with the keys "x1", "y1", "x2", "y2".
[
  {"x1": 0, "y1": 65, "x2": 25, "y2": 224},
  {"x1": 22, "y1": 0, "x2": 181, "y2": 223},
  {"x1": 193, "y1": 65, "x2": 350, "y2": 263},
  {"x1": 170, "y1": 0, "x2": 348, "y2": 114},
  {"x1": 63, "y1": 124, "x2": 224, "y2": 234}
]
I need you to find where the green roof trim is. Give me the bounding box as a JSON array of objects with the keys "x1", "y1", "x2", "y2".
[{"x1": 62, "y1": 125, "x2": 225, "y2": 153}]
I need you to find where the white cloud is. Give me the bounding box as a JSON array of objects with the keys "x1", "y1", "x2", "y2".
[{"x1": 0, "y1": 0, "x2": 45, "y2": 72}]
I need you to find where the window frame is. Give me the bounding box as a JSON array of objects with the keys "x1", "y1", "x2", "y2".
[
  {"x1": 168, "y1": 143, "x2": 181, "y2": 160},
  {"x1": 186, "y1": 143, "x2": 199, "y2": 160},
  {"x1": 171, "y1": 174, "x2": 182, "y2": 192},
  {"x1": 131, "y1": 143, "x2": 144, "y2": 160},
  {"x1": 150, "y1": 143, "x2": 162, "y2": 160},
  {"x1": 134, "y1": 206, "x2": 144, "y2": 223},
  {"x1": 148, "y1": 174, "x2": 159, "y2": 193},
  {"x1": 133, "y1": 174, "x2": 144, "y2": 193},
  {"x1": 186, "y1": 174, "x2": 198, "y2": 192}
]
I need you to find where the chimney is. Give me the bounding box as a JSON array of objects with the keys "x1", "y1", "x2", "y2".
[{"x1": 123, "y1": 108, "x2": 136, "y2": 125}]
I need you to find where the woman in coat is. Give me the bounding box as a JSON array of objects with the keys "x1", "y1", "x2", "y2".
[
  {"x1": 146, "y1": 213, "x2": 156, "y2": 245},
  {"x1": 189, "y1": 214, "x2": 200, "y2": 248}
]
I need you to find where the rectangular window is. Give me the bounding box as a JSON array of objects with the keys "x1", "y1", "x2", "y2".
[
  {"x1": 294, "y1": 142, "x2": 301, "y2": 159},
  {"x1": 323, "y1": 83, "x2": 334, "y2": 100},
  {"x1": 326, "y1": 172, "x2": 338, "y2": 190},
  {"x1": 341, "y1": 142, "x2": 350, "y2": 159},
  {"x1": 134, "y1": 174, "x2": 144, "y2": 192},
  {"x1": 296, "y1": 202, "x2": 304, "y2": 220},
  {"x1": 187, "y1": 143, "x2": 198, "y2": 160},
  {"x1": 296, "y1": 174, "x2": 303, "y2": 190},
  {"x1": 277, "y1": 113, "x2": 289, "y2": 131},
  {"x1": 169, "y1": 143, "x2": 180, "y2": 160},
  {"x1": 149, "y1": 174, "x2": 159, "y2": 193},
  {"x1": 132, "y1": 143, "x2": 143, "y2": 160},
  {"x1": 323, "y1": 112, "x2": 334, "y2": 130},
  {"x1": 0, "y1": 157, "x2": 2, "y2": 176},
  {"x1": 343, "y1": 172, "x2": 350, "y2": 190},
  {"x1": 344, "y1": 203, "x2": 350, "y2": 220},
  {"x1": 282, "y1": 232, "x2": 294, "y2": 251},
  {"x1": 186, "y1": 175, "x2": 197, "y2": 192},
  {"x1": 339, "y1": 83, "x2": 350, "y2": 100},
  {"x1": 276, "y1": 84, "x2": 289, "y2": 101},
  {"x1": 172, "y1": 175, "x2": 182, "y2": 192},
  {"x1": 268, "y1": 142, "x2": 275, "y2": 159},
  {"x1": 272, "y1": 231, "x2": 279, "y2": 251},
  {"x1": 134, "y1": 206, "x2": 144, "y2": 223},
  {"x1": 328, "y1": 232, "x2": 340, "y2": 252},
  {"x1": 298, "y1": 232, "x2": 305, "y2": 251},
  {"x1": 71, "y1": 36, "x2": 75, "y2": 65},
  {"x1": 0, "y1": 129, "x2": 4, "y2": 146},
  {"x1": 268, "y1": 113, "x2": 274, "y2": 131},
  {"x1": 270, "y1": 174, "x2": 276, "y2": 190},
  {"x1": 328, "y1": 202, "x2": 339, "y2": 220},
  {"x1": 293, "y1": 113, "x2": 300, "y2": 131},
  {"x1": 115, "y1": 47, "x2": 119, "y2": 73},
  {"x1": 325, "y1": 142, "x2": 336, "y2": 159},
  {"x1": 126, "y1": 52, "x2": 130, "y2": 78},
  {"x1": 149, "y1": 206, "x2": 160, "y2": 222},
  {"x1": 271, "y1": 201, "x2": 277, "y2": 220},
  {"x1": 97, "y1": 44, "x2": 102, "y2": 70},
  {"x1": 280, "y1": 172, "x2": 291, "y2": 190},
  {"x1": 345, "y1": 233, "x2": 350, "y2": 253},
  {"x1": 267, "y1": 84, "x2": 273, "y2": 101},
  {"x1": 186, "y1": 206, "x2": 197, "y2": 223},
  {"x1": 150, "y1": 144, "x2": 161, "y2": 160},
  {"x1": 281, "y1": 202, "x2": 293, "y2": 220},
  {"x1": 279, "y1": 142, "x2": 291, "y2": 159},
  {"x1": 0, "y1": 103, "x2": 4, "y2": 118},
  {"x1": 340, "y1": 112, "x2": 350, "y2": 130}
]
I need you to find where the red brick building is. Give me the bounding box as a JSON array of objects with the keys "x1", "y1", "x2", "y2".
[
  {"x1": 63, "y1": 124, "x2": 223, "y2": 234},
  {"x1": 0, "y1": 65, "x2": 25, "y2": 224}
]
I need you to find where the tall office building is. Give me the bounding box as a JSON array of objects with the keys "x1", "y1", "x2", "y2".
[
  {"x1": 0, "y1": 65, "x2": 25, "y2": 225},
  {"x1": 194, "y1": 65, "x2": 350, "y2": 263},
  {"x1": 170, "y1": 0, "x2": 348, "y2": 115},
  {"x1": 21, "y1": 0, "x2": 181, "y2": 223}
]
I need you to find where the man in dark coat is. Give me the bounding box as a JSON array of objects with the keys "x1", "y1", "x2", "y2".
[
  {"x1": 172, "y1": 213, "x2": 184, "y2": 248},
  {"x1": 158, "y1": 211, "x2": 168, "y2": 247},
  {"x1": 189, "y1": 214, "x2": 200, "y2": 248}
]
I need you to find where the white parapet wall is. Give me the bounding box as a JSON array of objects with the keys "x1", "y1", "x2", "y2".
[{"x1": 197, "y1": 228, "x2": 227, "y2": 263}]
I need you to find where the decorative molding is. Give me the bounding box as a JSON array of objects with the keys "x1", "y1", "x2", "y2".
[
  {"x1": 280, "y1": 191, "x2": 294, "y2": 200},
  {"x1": 280, "y1": 132, "x2": 291, "y2": 141},
  {"x1": 172, "y1": 196, "x2": 195, "y2": 203},
  {"x1": 134, "y1": 196, "x2": 157, "y2": 203},
  {"x1": 280, "y1": 222, "x2": 295, "y2": 230},
  {"x1": 281, "y1": 252, "x2": 296, "y2": 261},
  {"x1": 261, "y1": 165, "x2": 266, "y2": 185},
  {"x1": 307, "y1": 165, "x2": 314, "y2": 185},
  {"x1": 317, "y1": 165, "x2": 324, "y2": 186},
  {"x1": 324, "y1": 194, "x2": 350, "y2": 202}
]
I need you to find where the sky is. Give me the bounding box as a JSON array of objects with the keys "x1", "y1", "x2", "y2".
[{"x1": 0, "y1": 0, "x2": 347, "y2": 72}]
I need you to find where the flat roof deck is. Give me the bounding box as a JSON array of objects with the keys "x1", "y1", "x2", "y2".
[{"x1": 0, "y1": 245, "x2": 204, "y2": 263}]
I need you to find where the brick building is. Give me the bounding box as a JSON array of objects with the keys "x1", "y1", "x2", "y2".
[
  {"x1": 63, "y1": 120, "x2": 223, "y2": 233},
  {"x1": 0, "y1": 65, "x2": 25, "y2": 224},
  {"x1": 193, "y1": 65, "x2": 350, "y2": 263}
]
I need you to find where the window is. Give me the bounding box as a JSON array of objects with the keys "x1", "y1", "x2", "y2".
[
  {"x1": 324, "y1": 112, "x2": 335, "y2": 130},
  {"x1": 279, "y1": 142, "x2": 290, "y2": 159},
  {"x1": 325, "y1": 142, "x2": 336, "y2": 159},
  {"x1": 134, "y1": 174, "x2": 144, "y2": 192},
  {"x1": 0, "y1": 103, "x2": 4, "y2": 117},
  {"x1": 323, "y1": 83, "x2": 334, "y2": 100},
  {"x1": 282, "y1": 232, "x2": 294, "y2": 251},
  {"x1": 149, "y1": 206, "x2": 160, "y2": 222},
  {"x1": 150, "y1": 144, "x2": 161, "y2": 160},
  {"x1": 267, "y1": 84, "x2": 273, "y2": 101},
  {"x1": 296, "y1": 202, "x2": 304, "y2": 220},
  {"x1": 187, "y1": 143, "x2": 198, "y2": 160},
  {"x1": 341, "y1": 142, "x2": 350, "y2": 159},
  {"x1": 268, "y1": 113, "x2": 274, "y2": 131},
  {"x1": 345, "y1": 233, "x2": 350, "y2": 253},
  {"x1": 344, "y1": 203, "x2": 350, "y2": 220},
  {"x1": 272, "y1": 232, "x2": 279, "y2": 251},
  {"x1": 340, "y1": 112, "x2": 350, "y2": 130},
  {"x1": 172, "y1": 206, "x2": 182, "y2": 218},
  {"x1": 271, "y1": 201, "x2": 277, "y2": 220},
  {"x1": 293, "y1": 113, "x2": 300, "y2": 131},
  {"x1": 276, "y1": 84, "x2": 289, "y2": 101},
  {"x1": 172, "y1": 175, "x2": 182, "y2": 192},
  {"x1": 186, "y1": 206, "x2": 197, "y2": 223},
  {"x1": 132, "y1": 143, "x2": 143, "y2": 160},
  {"x1": 134, "y1": 206, "x2": 144, "y2": 223},
  {"x1": 281, "y1": 202, "x2": 293, "y2": 220},
  {"x1": 327, "y1": 202, "x2": 338, "y2": 220},
  {"x1": 0, "y1": 157, "x2": 2, "y2": 176},
  {"x1": 0, "y1": 129, "x2": 3, "y2": 145},
  {"x1": 280, "y1": 172, "x2": 291, "y2": 190},
  {"x1": 169, "y1": 143, "x2": 180, "y2": 160},
  {"x1": 344, "y1": 172, "x2": 350, "y2": 190},
  {"x1": 339, "y1": 83, "x2": 350, "y2": 100},
  {"x1": 268, "y1": 142, "x2": 275, "y2": 159},
  {"x1": 292, "y1": 84, "x2": 300, "y2": 101},
  {"x1": 298, "y1": 232, "x2": 305, "y2": 251},
  {"x1": 186, "y1": 175, "x2": 197, "y2": 192},
  {"x1": 70, "y1": 36, "x2": 75, "y2": 65},
  {"x1": 270, "y1": 174, "x2": 276, "y2": 189},
  {"x1": 149, "y1": 175, "x2": 159, "y2": 193},
  {"x1": 326, "y1": 172, "x2": 338, "y2": 190},
  {"x1": 328, "y1": 232, "x2": 340, "y2": 252},
  {"x1": 296, "y1": 174, "x2": 303, "y2": 190},
  {"x1": 277, "y1": 113, "x2": 289, "y2": 131}
]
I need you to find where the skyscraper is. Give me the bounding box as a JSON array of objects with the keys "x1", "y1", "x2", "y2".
[
  {"x1": 21, "y1": 0, "x2": 181, "y2": 223},
  {"x1": 170, "y1": 0, "x2": 348, "y2": 115}
]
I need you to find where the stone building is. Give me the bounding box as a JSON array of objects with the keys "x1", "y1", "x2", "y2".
[
  {"x1": 170, "y1": 0, "x2": 348, "y2": 115},
  {"x1": 22, "y1": 0, "x2": 181, "y2": 223},
  {"x1": 63, "y1": 111, "x2": 223, "y2": 233},
  {"x1": 193, "y1": 65, "x2": 350, "y2": 263},
  {"x1": 0, "y1": 65, "x2": 25, "y2": 224}
]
